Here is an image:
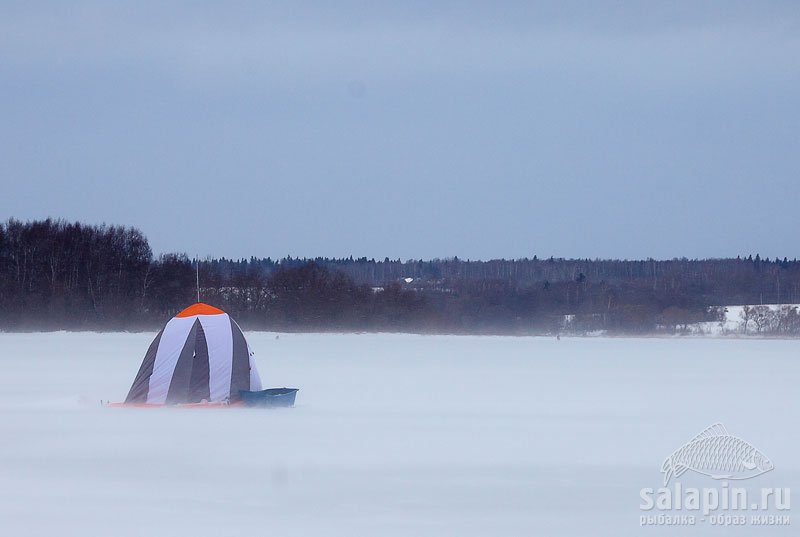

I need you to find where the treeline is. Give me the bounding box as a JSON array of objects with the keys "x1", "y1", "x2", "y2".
[
  {"x1": 2, "y1": 218, "x2": 800, "y2": 334},
  {"x1": 739, "y1": 305, "x2": 800, "y2": 335}
]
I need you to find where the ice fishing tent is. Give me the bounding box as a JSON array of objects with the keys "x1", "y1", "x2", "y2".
[{"x1": 125, "y1": 303, "x2": 262, "y2": 405}]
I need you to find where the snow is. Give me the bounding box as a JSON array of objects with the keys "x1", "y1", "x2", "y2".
[{"x1": 1, "y1": 332, "x2": 798, "y2": 535}]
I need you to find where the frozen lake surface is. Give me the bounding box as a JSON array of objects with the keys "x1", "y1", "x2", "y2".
[{"x1": 1, "y1": 332, "x2": 798, "y2": 536}]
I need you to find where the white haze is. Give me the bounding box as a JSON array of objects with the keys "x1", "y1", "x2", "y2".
[{"x1": 1, "y1": 332, "x2": 798, "y2": 535}]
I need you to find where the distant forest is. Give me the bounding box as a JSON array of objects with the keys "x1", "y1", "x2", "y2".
[{"x1": 2, "y1": 218, "x2": 800, "y2": 335}]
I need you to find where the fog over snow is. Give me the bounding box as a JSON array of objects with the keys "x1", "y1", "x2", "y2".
[{"x1": 1, "y1": 332, "x2": 798, "y2": 535}]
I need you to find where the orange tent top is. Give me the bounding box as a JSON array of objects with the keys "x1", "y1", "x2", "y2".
[{"x1": 175, "y1": 303, "x2": 225, "y2": 317}]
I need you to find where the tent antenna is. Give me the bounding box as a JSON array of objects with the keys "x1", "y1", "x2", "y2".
[{"x1": 196, "y1": 260, "x2": 200, "y2": 303}]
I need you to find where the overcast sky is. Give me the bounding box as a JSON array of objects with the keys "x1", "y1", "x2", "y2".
[{"x1": 1, "y1": 2, "x2": 798, "y2": 260}]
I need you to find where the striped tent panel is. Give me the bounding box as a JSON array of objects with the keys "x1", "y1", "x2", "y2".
[{"x1": 125, "y1": 303, "x2": 262, "y2": 404}]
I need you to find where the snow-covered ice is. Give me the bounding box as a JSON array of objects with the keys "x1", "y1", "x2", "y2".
[{"x1": 1, "y1": 332, "x2": 798, "y2": 536}]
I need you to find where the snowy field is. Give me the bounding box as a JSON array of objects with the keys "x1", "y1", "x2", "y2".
[{"x1": 1, "y1": 332, "x2": 798, "y2": 536}]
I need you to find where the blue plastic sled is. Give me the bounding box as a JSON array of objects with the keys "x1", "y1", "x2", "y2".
[{"x1": 239, "y1": 387, "x2": 299, "y2": 408}]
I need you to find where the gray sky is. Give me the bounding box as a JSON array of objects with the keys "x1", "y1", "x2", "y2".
[{"x1": 1, "y1": 1, "x2": 798, "y2": 261}]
